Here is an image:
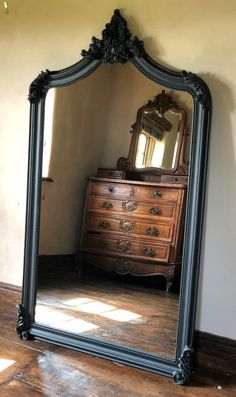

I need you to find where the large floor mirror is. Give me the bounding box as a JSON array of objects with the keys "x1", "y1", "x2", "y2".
[{"x1": 17, "y1": 10, "x2": 211, "y2": 384}]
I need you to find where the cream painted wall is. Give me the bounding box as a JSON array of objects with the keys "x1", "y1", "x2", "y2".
[
  {"x1": 0, "y1": 0, "x2": 236, "y2": 339},
  {"x1": 39, "y1": 66, "x2": 113, "y2": 254}
]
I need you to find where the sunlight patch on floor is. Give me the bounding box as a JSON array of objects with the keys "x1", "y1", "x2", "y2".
[
  {"x1": 53, "y1": 318, "x2": 99, "y2": 333},
  {"x1": 54, "y1": 297, "x2": 142, "y2": 322},
  {"x1": 62, "y1": 297, "x2": 93, "y2": 306},
  {"x1": 35, "y1": 305, "x2": 74, "y2": 325},
  {"x1": 0, "y1": 359, "x2": 15, "y2": 372},
  {"x1": 74, "y1": 301, "x2": 115, "y2": 314},
  {"x1": 100, "y1": 309, "x2": 141, "y2": 322}
]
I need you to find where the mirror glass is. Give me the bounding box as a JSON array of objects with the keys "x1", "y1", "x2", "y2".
[
  {"x1": 135, "y1": 109, "x2": 183, "y2": 170},
  {"x1": 35, "y1": 62, "x2": 193, "y2": 360}
]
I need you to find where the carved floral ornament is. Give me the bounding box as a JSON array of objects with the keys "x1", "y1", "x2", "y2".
[
  {"x1": 81, "y1": 9, "x2": 144, "y2": 63},
  {"x1": 149, "y1": 90, "x2": 177, "y2": 116},
  {"x1": 28, "y1": 70, "x2": 50, "y2": 104}
]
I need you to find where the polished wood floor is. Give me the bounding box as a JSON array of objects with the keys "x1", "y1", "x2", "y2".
[
  {"x1": 36, "y1": 268, "x2": 179, "y2": 358},
  {"x1": 0, "y1": 286, "x2": 235, "y2": 396}
]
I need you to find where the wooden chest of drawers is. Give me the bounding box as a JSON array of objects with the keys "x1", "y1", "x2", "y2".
[{"x1": 79, "y1": 177, "x2": 186, "y2": 291}]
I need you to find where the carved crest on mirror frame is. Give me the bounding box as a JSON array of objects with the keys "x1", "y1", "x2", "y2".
[{"x1": 81, "y1": 9, "x2": 144, "y2": 63}]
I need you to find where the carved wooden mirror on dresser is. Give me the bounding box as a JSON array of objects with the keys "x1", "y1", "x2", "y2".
[
  {"x1": 79, "y1": 90, "x2": 190, "y2": 292},
  {"x1": 17, "y1": 10, "x2": 211, "y2": 385}
]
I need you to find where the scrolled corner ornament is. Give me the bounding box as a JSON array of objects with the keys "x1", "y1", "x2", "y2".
[
  {"x1": 81, "y1": 9, "x2": 144, "y2": 64},
  {"x1": 182, "y1": 70, "x2": 210, "y2": 110},
  {"x1": 117, "y1": 156, "x2": 131, "y2": 171},
  {"x1": 16, "y1": 304, "x2": 31, "y2": 340},
  {"x1": 173, "y1": 346, "x2": 193, "y2": 385},
  {"x1": 176, "y1": 164, "x2": 189, "y2": 175},
  {"x1": 28, "y1": 69, "x2": 50, "y2": 104}
]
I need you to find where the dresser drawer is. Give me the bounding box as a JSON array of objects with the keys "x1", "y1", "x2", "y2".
[
  {"x1": 88, "y1": 196, "x2": 176, "y2": 221},
  {"x1": 134, "y1": 185, "x2": 180, "y2": 202},
  {"x1": 90, "y1": 181, "x2": 134, "y2": 198},
  {"x1": 90, "y1": 181, "x2": 180, "y2": 203},
  {"x1": 82, "y1": 235, "x2": 170, "y2": 262},
  {"x1": 86, "y1": 214, "x2": 174, "y2": 242}
]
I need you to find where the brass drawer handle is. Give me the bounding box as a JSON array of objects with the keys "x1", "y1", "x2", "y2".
[
  {"x1": 146, "y1": 226, "x2": 159, "y2": 236},
  {"x1": 148, "y1": 207, "x2": 162, "y2": 215},
  {"x1": 116, "y1": 240, "x2": 131, "y2": 253},
  {"x1": 154, "y1": 189, "x2": 162, "y2": 197},
  {"x1": 102, "y1": 201, "x2": 113, "y2": 210},
  {"x1": 120, "y1": 220, "x2": 135, "y2": 234},
  {"x1": 144, "y1": 247, "x2": 156, "y2": 257},
  {"x1": 122, "y1": 201, "x2": 137, "y2": 212},
  {"x1": 97, "y1": 241, "x2": 106, "y2": 249},
  {"x1": 99, "y1": 221, "x2": 111, "y2": 229}
]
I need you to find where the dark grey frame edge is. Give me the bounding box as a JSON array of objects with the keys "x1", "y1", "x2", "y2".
[{"x1": 17, "y1": 33, "x2": 211, "y2": 386}]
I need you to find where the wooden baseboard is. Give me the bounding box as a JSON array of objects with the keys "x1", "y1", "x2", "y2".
[
  {"x1": 39, "y1": 254, "x2": 76, "y2": 270},
  {"x1": 0, "y1": 281, "x2": 22, "y2": 294},
  {"x1": 194, "y1": 330, "x2": 236, "y2": 370},
  {"x1": 194, "y1": 330, "x2": 236, "y2": 349}
]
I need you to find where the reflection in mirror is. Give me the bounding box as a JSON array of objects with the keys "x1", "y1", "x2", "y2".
[
  {"x1": 36, "y1": 62, "x2": 193, "y2": 360},
  {"x1": 135, "y1": 108, "x2": 183, "y2": 170}
]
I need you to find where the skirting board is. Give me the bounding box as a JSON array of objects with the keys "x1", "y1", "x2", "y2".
[{"x1": 0, "y1": 281, "x2": 21, "y2": 294}]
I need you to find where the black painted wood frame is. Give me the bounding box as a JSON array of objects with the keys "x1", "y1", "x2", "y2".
[{"x1": 17, "y1": 10, "x2": 211, "y2": 385}]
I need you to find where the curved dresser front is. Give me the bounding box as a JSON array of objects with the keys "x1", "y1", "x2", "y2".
[{"x1": 79, "y1": 177, "x2": 186, "y2": 291}]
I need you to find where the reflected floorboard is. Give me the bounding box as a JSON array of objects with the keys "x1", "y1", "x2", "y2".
[{"x1": 36, "y1": 266, "x2": 179, "y2": 358}]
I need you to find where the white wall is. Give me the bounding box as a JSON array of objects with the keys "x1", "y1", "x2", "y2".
[{"x1": 0, "y1": 0, "x2": 235, "y2": 339}]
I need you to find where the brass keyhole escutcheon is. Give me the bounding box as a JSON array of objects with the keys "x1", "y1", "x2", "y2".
[
  {"x1": 122, "y1": 201, "x2": 137, "y2": 212},
  {"x1": 120, "y1": 220, "x2": 135, "y2": 234},
  {"x1": 116, "y1": 240, "x2": 131, "y2": 253}
]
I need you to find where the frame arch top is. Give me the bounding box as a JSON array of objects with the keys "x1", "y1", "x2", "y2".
[{"x1": 28, "y1": 9, "x2": 211, "y2": 110}]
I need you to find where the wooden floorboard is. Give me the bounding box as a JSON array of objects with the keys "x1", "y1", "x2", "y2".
[{"x1": 0, "y1": 287, "x2": 235, "y2": 396}]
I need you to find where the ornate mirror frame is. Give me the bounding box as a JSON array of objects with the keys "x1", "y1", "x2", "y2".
[
  {"x1": 117, "y1": 90, "x2": 188, "y2": 178},
  {"x1": 17, "y1": 10, "x2": 211, "y2": 385}
]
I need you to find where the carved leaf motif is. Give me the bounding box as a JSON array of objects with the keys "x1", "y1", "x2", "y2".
[
  {"x1": 117, "y1": 157, "x2": 131, "y2": 171},
  {"x1": 173, "y1": 346, "x2": 193, "y2": 385},
  {"x1": 176, "y1": 164, "x2": 189, "y2": 175},
  {"x1": 28, "y1": 70, "x2": 50, "y2": 103},
  {"x1": 151, "y1": 90, "x2": 177, "y2": 115},
  {"x1": 16, "y1": 304, "x2": 31, "y2": 340},
  {"x1": 81, "y1": 9, "x2": 144, "y2": 64},
  {"x1": 115, "y1": 259, "x2": 129, "y2": 275},
  {"x1": 182, "y1": 70, "x2": 210, "y2": 109}
]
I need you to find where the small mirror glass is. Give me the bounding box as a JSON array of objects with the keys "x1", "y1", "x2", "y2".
[{"x1": 135, "y1": 108, "x2": 184, "y2": 170}]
